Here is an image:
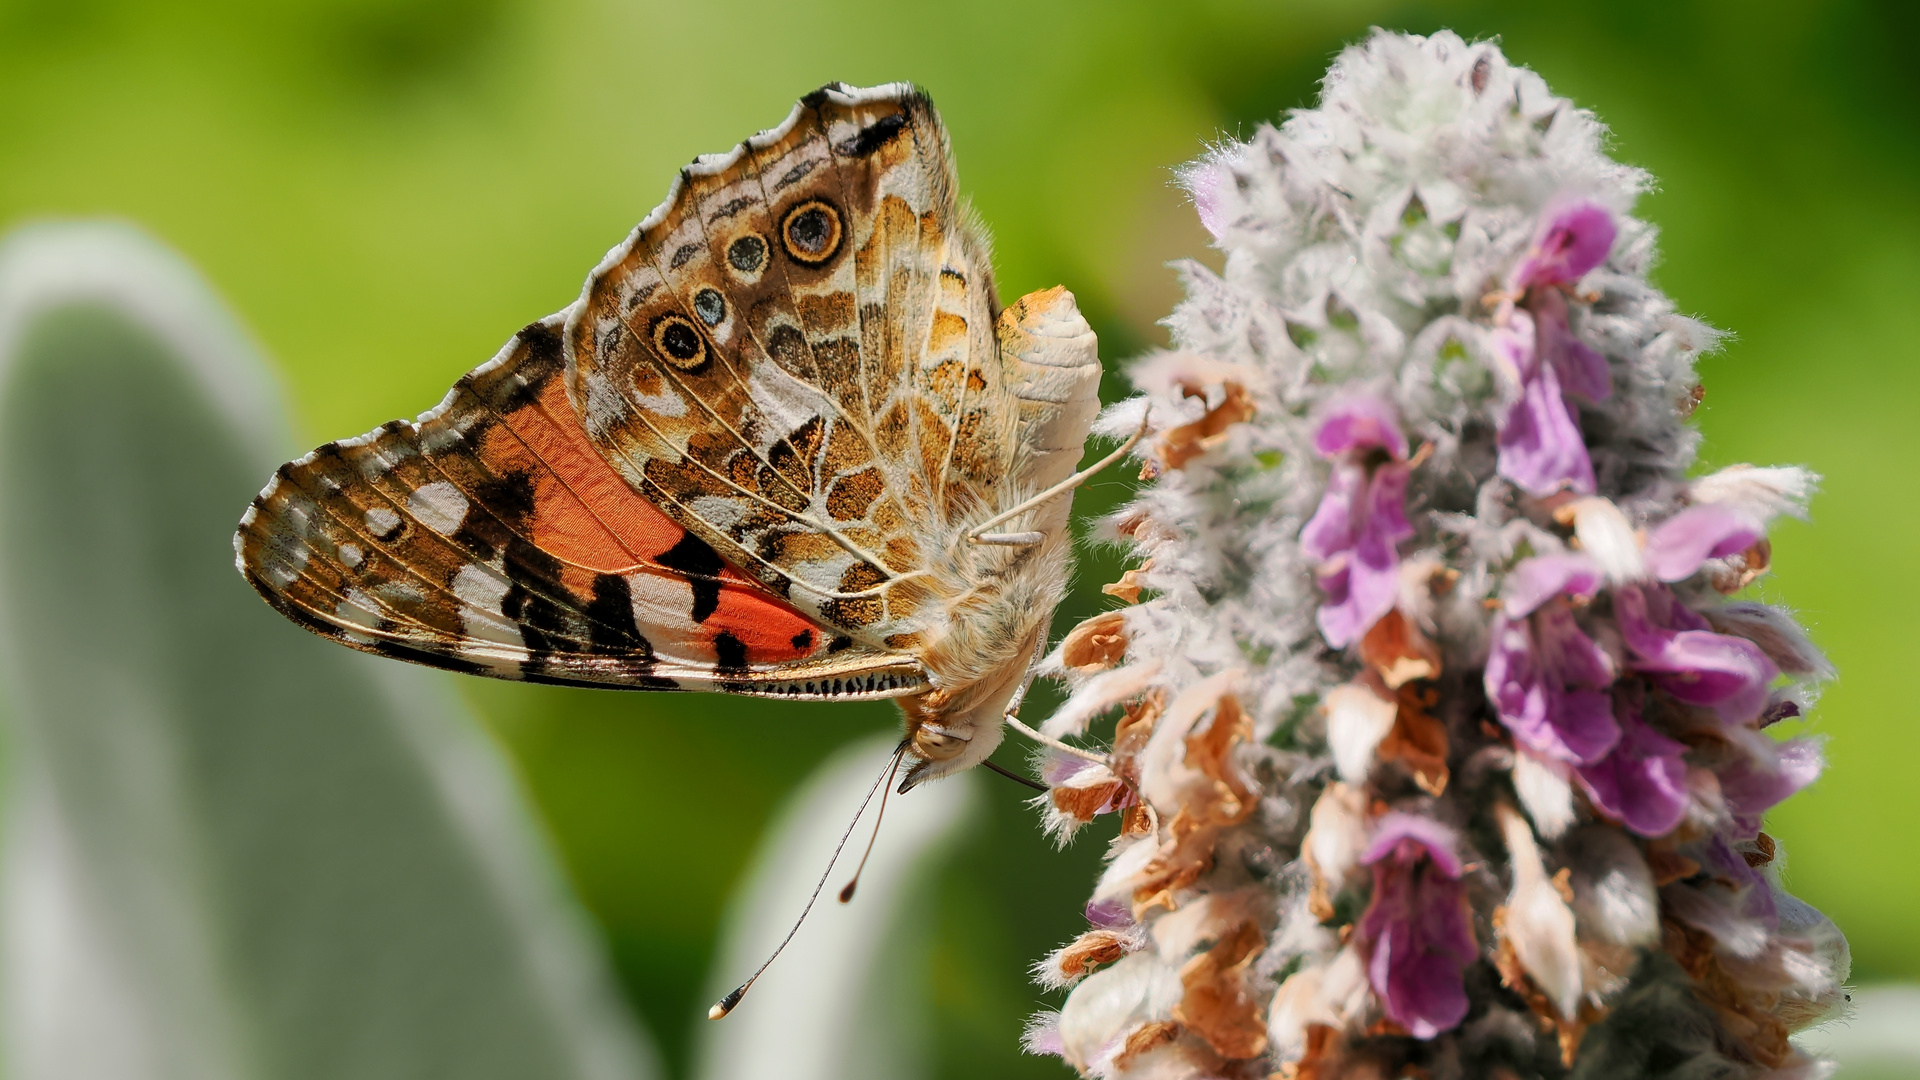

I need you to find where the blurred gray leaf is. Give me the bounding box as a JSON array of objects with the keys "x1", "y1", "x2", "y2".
[
  {"x1": 0, "y1": 222, "x2": 657, "y2": 1080},
  {"x1": 693, "y1": 734, "x2": 979, "y2": 1080}
]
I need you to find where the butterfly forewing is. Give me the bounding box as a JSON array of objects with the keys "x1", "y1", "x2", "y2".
[{"x1": 567, "y1": 85, "x2": 1030, "y2": 648}]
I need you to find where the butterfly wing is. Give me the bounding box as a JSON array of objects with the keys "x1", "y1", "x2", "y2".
[
  {"x1": 238, "y1": 81, "x2": 1100, "y2": 708},
  {"x1": 236, "y1": 313, "x2": 926, "y2": 698},
  {"x1": 567, "y1": 83, "x2": 1078, "y2": 660}
]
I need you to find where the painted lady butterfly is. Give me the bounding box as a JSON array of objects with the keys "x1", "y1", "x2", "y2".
[{"x1": 235, "y1": 83, "x2": 1109, "y2": 790}]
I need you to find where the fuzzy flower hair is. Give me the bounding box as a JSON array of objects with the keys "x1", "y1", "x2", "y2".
[{"x1": 1023, "y1": 30, "x2": 1848, "y2": 1080}]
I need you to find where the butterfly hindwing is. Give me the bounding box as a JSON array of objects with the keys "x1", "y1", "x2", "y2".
[{"x1": 237, "y1": 314, "x2": 926, "y2": 698}]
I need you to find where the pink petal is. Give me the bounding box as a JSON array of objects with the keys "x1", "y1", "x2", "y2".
[
  {"x1": 1362, "y1": 812, "x2": 1462, "y2": 877},
  {"x1": 1085, "y1": 897, "x2": 1133, "y2": 928},
  {"x1": 1616, "y1": 586, "x2": 1779, "y2": 724},
  {"x1": 1371, "y1": 933, "x2": 1472, "y2": 1039},
  {"x1": 1718, "y1": 737, "x2": 1823, "y2": 836},
  {"x1": 1306, "y1": 462, "x2": 1412, "y2": 648},
  {"x1": 1502, "y1": 553, "x2": 1604, "y2": 618},
  {"x1": 1575, "y1": 700, "x2": 1689, "y2": 837},
  {"x1": 1485, "y1": 610, "x2": 1620, "y2": 765},
  {"x1": 1301, "y1": 462, "x2": 1363, "y2": 562},
  {"x1": 1644, "y1": 505, "x2": 1764, "y2": 583},
  {"x1": 1314, "y1": 394, "x2": 1409, "y2": 460},
  {"x1": 1532, "y1": 289, "x2": 1612, "y2": 402},
  {"x1": 1495, "y1": 318, "x2": 1596, "y2": 496},
  {"x1": 1532, "y1": 605, "x2": 1614, "y2": 690},
  {"x1": 1511, "y1": 198, "x2": 1616, "y2": 290},
  {"x1": 1357, "y1": 825, "x2": 1478, "y2": 1039}
]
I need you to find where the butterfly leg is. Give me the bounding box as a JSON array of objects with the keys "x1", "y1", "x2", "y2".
[
  {"x1": 966, "y1": 406, "x2": 1152, "y2": 543},
  {"x1": 971, "y1": 530, "x2": 1046, "y2": 546},
  {"x1": 1002, "y1": 714, "x2": 1109, "y2": 766},
  {"x1": 999, "y1": 632, "x2": 1107, "y2": 766}
]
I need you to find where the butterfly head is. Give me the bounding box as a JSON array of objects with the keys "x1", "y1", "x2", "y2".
[{"x1": 894, "y1": 665, "x2": 1027, "y2": 792}]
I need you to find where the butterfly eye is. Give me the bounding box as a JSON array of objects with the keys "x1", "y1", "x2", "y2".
[
  {"x1": 780, "y1": 199, "x2": 843, "y2": 265},
  {"x1": 726, "y1": 234, "x2": 767, "y2": 276},
  {"x1": 650, "y1": 313, "x2": 709, "y2": 371},
  {"x1": 694, "y1": 288, "x2": 727, "y2": 326}
]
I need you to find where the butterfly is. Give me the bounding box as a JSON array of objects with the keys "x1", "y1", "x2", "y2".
[{"x1": 235, "y1": 82, "x2": 1110, "y2": 790}]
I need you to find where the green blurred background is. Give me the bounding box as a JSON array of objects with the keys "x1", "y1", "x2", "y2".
[{"x1": 2, "y1": 0, "x2": 1914, "y2": 1076}]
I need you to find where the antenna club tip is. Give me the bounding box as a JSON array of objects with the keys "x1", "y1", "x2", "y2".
[
  {"x1": 838, "y1": 882, "x2": 857, "y2": 903},
  {"x1": 708, "y1": 987, "x2": 746, "y2": 1020}
]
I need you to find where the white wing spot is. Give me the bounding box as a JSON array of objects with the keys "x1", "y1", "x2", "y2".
[
  {"x1": 409, "y1": 482, "x2": 469, "y2": 536},
  {"x1": 452, "y1": 565, "x2": 523, "y2": 648},
  {"x1": 452, "y1": 564, "x2": 511, "y2": 608},
  {"x1": 365, "y1": 506, "x2": 402, "y2": 536},
  {"x1": 338, "y1": 543, "x2": 364, "y2": 569},
  {"x1": 337, "y1": 587, "x2": 384, "y2": 645}
]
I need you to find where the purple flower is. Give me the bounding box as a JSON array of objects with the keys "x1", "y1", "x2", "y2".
[
  {"x1": 1510, "y1": 198, "x2": 1617, "y2": 291},
  {"x1": 1356, "y1": 814, "x2": 1476, "y2": 1039},
  {"x1": 1532, "y1": 288, "x2": 1612, "y2": 403},
  {"x1": 1084, "y1": 897, "x2": 1133, "y2": 929},
  {"x1": 1574, "y1": 688, "x2": 1689, "y2": 837},
  {"x1": 1043, "y1": 752, "x2": 1094, "y2": 787},
  {"x1": 1301, "y1": 396, "x2": 1414, "y2": 647},
  {"x1": 1493, "y1": 310, "x2": 1597, "y2": 497},
  {"x1": 1616, "y1": 585, "x2": 1779, "y2": 724},
  {"x1": 1695, "y1": 834, "x2": 1780, "y2": 926},
  {"x1": 1716, "y1": 734, "x2": 1823, "y2": 838},
  {"x1": 1643, "y1": 504, "x2": 1764, "y2": 583},
  {"x1": 1485, "y1": 554, "x2": 1620, "y2": 764},
  {"x1": 1492, "y1": 199, "x2": 1619, "y2": 497}
]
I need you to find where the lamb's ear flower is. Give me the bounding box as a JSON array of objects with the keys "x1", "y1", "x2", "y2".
[
  {"x1": 1485, "y1": 554, "x2": 1619, "y2": 764},
  {"x1": 1532, "y1": 287, "x2": 1612, "y2": 403},
  {"x1": 1702, "y1": 602, "x2": 1833, "y2": 679},
  {"x1": 1715, "y1": 731, "x2": 1824, "y2": 838},
  {"x1": 1038, "y1": 30, "x2": 1841, "y2": 1077},
  {"x1": 1355, "y1": 814, "x2": 1476, "y2": 1039},
  {"x1": 1643, "y1": 504, "x2": 1764, "y2": 583},
  {"x1": 1573, "y1": 686, "x2": 1690, "y2": 837},
  {"x1": 1493, "y1": 309, "x2": 1598, "y2": 496},
  {"x1": 1616, "y1": 585, "x2": 1778, "y2": 723},
  {"x1": 1503, "y1": 552, "x2": 1606, "y2": 617},
  {"x1": 1311, "y1": 393, "x2": 1410, "y2": 459},
  {"x1": 1509, "y1": 197, "x2": 1618, "y2": 291},
  {"x1": 1301, "y1": 396, "x2": 1414, "y2": 646}
]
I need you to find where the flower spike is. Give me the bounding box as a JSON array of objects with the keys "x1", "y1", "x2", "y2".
[{"x1": 1027, "y1": 30, "x2": 1845, "y2": 1079}]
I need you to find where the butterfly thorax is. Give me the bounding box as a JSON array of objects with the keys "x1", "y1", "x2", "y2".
[{"x1": 894, "y1": 506, "x2": 1073, "y2": 782}]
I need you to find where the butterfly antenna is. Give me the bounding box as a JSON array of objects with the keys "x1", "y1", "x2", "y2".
[
  {"x1": 967, "y1": 407, "x2": 1151, "y2": 543},
  {"x1": 982, "y1": 757, "x2": 1047, "y2": 792},
  {"x1": 707, "y1": 739, "x2": 908, "y2": 1021},
  {"x1": 837, "y1": 741, "x2": 909, "y2": 904}
]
